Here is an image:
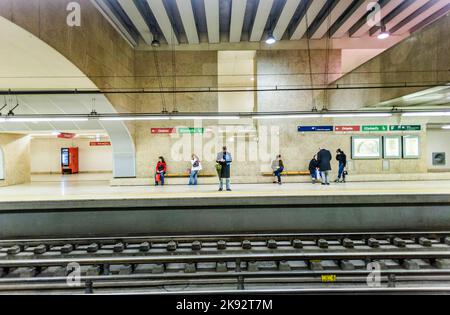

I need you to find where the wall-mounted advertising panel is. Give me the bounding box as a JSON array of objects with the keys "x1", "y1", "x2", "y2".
[
  {"x1": 403, "y1": 135, "x2": 420, "y2": 159},
  {"x1": 351, "y1": 136, "x2": 383, "y2": 159},
  {"x1": 383, "y1": 136, "x2": 402, "y2": 159}
]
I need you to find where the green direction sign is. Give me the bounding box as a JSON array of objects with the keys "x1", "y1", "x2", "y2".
[
  {"x1": 178, "y1": 128, "x2": 205, "y2": 134},
  {"x1": 389, "y1": 125, "x2": 421, "y2": 131},
  {"x1": 362, "y1": 125, "x2": 388, "y2": 132}
]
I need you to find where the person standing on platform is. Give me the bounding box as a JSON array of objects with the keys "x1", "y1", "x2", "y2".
[
  {"x1": 335, "y1": 149, "x2": 347, "y2": 183},
  {"x1": 189, "y1": 154, "x2": 202, "y2": 185},
  {"x1": 309, "y1": 155, "x2": 319, "y2": 184},
  {"x1": 271, "y1": 155, "x2": 285, "y2": 185},
  {"x1": 216, "y1": 146, "x2": 233, "y2": 191},
  {"x1": 155, "y1": 156, "x2": 167, "y2": 186},
  {"x1": 317, "y1": 148, "x2": 332, "y2": 186}
]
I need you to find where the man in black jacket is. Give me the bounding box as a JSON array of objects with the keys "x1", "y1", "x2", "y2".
[
  {"x1": 335, "y1": 149, "x2": 347, "y2": 183},
  {"x1": 308, "y1": 155, "x2": 319, "y2": 184},
  {"x1": 317, "y1": 148, "x2": 332, "y2": 185}
]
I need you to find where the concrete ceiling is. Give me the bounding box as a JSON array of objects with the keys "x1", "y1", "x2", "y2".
[
  {"x1": 0, "y1": 94, "x2": 115, "y2": 133},
  {"x1": 92, "y1": 0, "x2": 450, "y2": 47}
]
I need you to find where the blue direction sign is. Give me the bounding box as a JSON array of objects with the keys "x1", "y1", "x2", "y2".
[{"x1": 298, "y1": 126, "x2": 333, "y2": 132}]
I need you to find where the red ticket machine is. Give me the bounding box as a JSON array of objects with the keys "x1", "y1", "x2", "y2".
[{"x1": 61, "y1": 148, "x2": 79, "y2": 174}]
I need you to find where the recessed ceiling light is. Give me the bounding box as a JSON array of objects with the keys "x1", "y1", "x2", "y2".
[
  {"x1": 377, "y1": 25, "x2": 390, "y2": 39},
  {"x1": 265, "y1": 34, "x2": 276, "y2": 45},
  {"x1": 151, "y1": 39, "x2": 161, "y2": 48}
]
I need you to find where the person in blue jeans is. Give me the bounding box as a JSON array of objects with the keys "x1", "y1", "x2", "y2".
[
  {"x1": 335, "y1": 149, "x2": 347, "y2": 183},
  {"x1": 216, "y1": 146, "x2": 232, "y2": 191},
  {"x1": 155, "y1": 156, "x2": 167, "y2": 186},
  {"x1": 308, "y1": 155, "x2": 319, "y2": 184},
  {"x1": 271, "y1": 155, "x2": 284, "y2": 185},
  {"x1": 317, "y1": 147, "x2": 332, "y2": 185},
  {"x1": 189, "y1": 154, "x2": 202, "y2": 185}
]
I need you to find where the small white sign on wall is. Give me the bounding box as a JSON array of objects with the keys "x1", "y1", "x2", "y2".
[{"x1": 0, "y1": 148, "x2": 4, "y2": 180}]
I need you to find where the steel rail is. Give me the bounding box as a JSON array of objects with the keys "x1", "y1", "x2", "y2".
[
  {"x1": 111, "y1": 287, "x2": 450, "y2": 295},
  {"x1": 1, "y1": 272, "x2": 450, "y2": 292},
  {"x1": 1, "y1": 250, "x2": 450, "y2": 267},
  {"x1": 0, "y1": 231, "x2": 448, "y2": 245},
  {"x1": 1, "y1": 269, "x2": 450, "y2": 284}
]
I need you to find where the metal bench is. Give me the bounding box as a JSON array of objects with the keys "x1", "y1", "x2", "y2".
[
  {"x1": 165, "y1": 173, "x2": 216, "y2": 178},
  {"x1": 261, "y1": 171, "x2": 310, "y2": 176}
]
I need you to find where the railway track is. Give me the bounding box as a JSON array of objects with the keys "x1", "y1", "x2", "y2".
[{"x1": 0, "y1": 232, "x2": 450, "y2": 294}]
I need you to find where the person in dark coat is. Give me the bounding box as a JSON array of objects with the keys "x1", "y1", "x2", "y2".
[
  {"x1": 335, "y1": 149, "x2": 347, "y2": 183},
  {"x1": 216, "y1": 146, "x2": 232, "y2": 191},
  {"x1": 317, "y1": 148, "x2": 332, "y2": 185},
  {"x1": 308, "y1": 155, "x2": 319, "y2": 184}
]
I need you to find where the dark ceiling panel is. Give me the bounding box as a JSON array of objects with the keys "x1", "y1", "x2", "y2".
[
  {"x1": 104, "y1": 0, "x2": 140, "y2": 41},
  {"x1": 348, "y1": 0, "x2": 390, "y2": 37},
  {"x1": 409, "y1": 3, "x2": 450, "y2": 33},
  {"x1": 134, "y1": 0, "x2": 165, "y2": 41},
  {"x1": 286, "y1": 0, "x2": 310, "y2": 39},
  {"x1": 368, "y1": 0, "x2": 417, "y2": 36},
  {"x1": 242, "y1": 0, "x2": 259, "y2": 33},
  {"x1": 162, "y1": 0, "x2": 186, "y2": 43},
  {"x1": 307, "y1": 0, "x2": 339, "y2": 38},
  {"x1": 328, "y1": 0, "x2": 364, "y2": 37},
  {"x1": 390, "y1": 0, "x2": 439, "y2": 34},
  {"x1": 219, "y1": 0, "x2": 232, "y2": 35},
  {"x1": 192, "y1": 0, "x2": 208, "y2": 33},
  {"x1": 266, "y1": 0, "x2": 287, "y2": 34}
]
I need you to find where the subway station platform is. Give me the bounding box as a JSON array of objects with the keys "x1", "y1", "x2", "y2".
[
  {"x1": 0, "y1": 178, "x2": 450, "y2": 203},
  {"x1": 0, "y1": 179, "x2": 449, "y2": 239}
]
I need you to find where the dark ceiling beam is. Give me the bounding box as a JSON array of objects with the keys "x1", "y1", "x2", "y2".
[
  {"x1": 134, "y1": 0, "x2": 165, "y2": 42},
  {"x1": 328, "y1": 0, "x2": 365, "y2": 37},
  {"x1": 307, "y1": 0, "x2": 341, "y2": 39},
  {"x1": 348, "y1": 0, "x2": 390, "y2": 37},
  {"x1": 389, "y1": 0, "x2": 440, "y2": 34},
  {"x1": 369, "y1": 0, "x2": 416, "y2": 36},
  {"x1": 409, "y1": 3, "x2": 450, "y2": 33},
  {"x1": 162, "y1": 0, "x2": 186, "y2": 43}
]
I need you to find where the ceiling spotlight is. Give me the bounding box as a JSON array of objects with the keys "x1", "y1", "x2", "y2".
[
  {"x1": 377, "y1": 25, "x2": 390, "y2": 40},
  {"x1": 151, "y1": 39, "x2": 161, "y2": 48},
  {"x1": 265, "y1": 34, "x2": 276, "y2": 45}
]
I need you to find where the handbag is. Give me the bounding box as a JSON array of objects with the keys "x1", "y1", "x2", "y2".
[
  {"x1": 215, "y1": 163, "x2": 222, "y2": 177},
  {"x1": 155, "y1": 173, "x2": 161, "y2": 182}
]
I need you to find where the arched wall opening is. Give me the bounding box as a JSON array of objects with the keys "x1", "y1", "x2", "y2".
[
  {"x1": 0, "y1": 16, "x2": 136, "y2": 179},
  {"x1": 0, "y1": 147, "x2": 4, "y2": 181}
]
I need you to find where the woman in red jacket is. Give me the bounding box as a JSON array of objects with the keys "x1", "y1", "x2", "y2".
[{"x1": 155, "y1": 156, "x2": 167, "y2": 186}]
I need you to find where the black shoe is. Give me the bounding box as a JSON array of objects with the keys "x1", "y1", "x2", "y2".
[
  {"x1": 219, "y1": 188, "x2": 223, "y2": 191},
  {"x1": 227, "y1": 189, "x2": 232, "y2": 191},
  {"x1": 326, "y1": 183, "x2": 330, "y2": 185},
  {"x1": 321, "y1": 183, "x2": 326, "y2": 186}
]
